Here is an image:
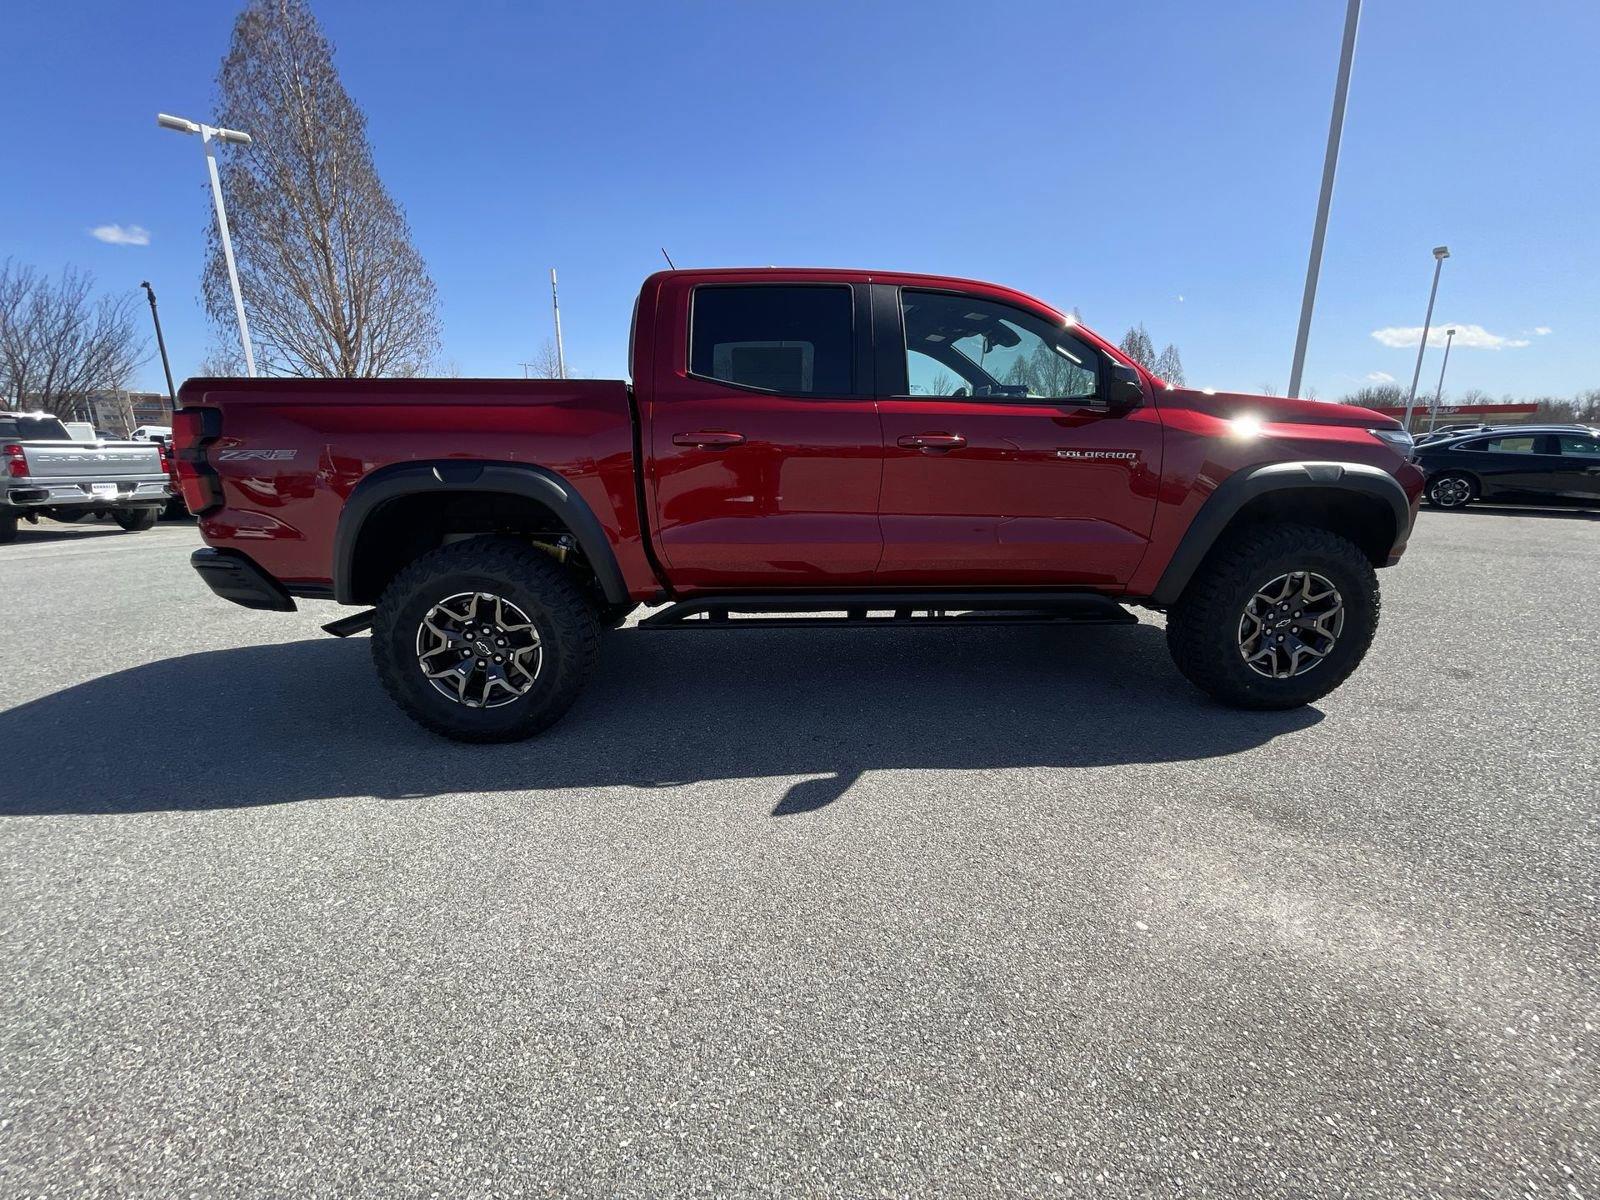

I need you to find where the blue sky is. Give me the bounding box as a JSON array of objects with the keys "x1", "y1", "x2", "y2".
[{"x1": 3, "y1": 0, "x2": 1595, "y2": 400}]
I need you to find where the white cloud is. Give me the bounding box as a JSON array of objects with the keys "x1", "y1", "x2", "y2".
[
  {"x1": 90, "y1": 224, "x2": 150, "y2": 246},
  {"x1": 1534, "y1": 326, "x2": 1553, "y2": 336},
  {"x1": 1370, "y1": 322, "x2": 1529, "y2": 350},
  {"x1": 1366, "y1": 371, "x2": 1395, "y2": 383}
]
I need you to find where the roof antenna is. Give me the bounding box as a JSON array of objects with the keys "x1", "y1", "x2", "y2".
[{"x1": 660, "y1": 247, "x2": 676, "y2": 270}]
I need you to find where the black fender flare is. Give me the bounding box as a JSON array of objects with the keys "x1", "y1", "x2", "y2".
[
  {"x1": 333, "y1": 460, "x2": 628, "y2": 605},
  {"x1": 1148, "y1": 461, "x2": 1412, "y2": 608}
]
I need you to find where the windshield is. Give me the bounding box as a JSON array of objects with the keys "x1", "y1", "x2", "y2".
[{"x1": 0, "y1": 414, "x2": 71, "y2": 441}]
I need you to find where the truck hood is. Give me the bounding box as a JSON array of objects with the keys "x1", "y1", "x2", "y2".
[{"x1": 1162, "y1": 388, "x2": 1400, "y2": 430}]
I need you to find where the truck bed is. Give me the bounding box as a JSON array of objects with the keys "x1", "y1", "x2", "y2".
[{"x1": 175, "y1": 376, "x2": 655, "y2": 595}]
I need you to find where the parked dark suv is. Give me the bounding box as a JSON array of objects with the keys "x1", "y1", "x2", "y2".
[{"x1": 1417, "y1": 425, "x2": 1600, "y2": 509}]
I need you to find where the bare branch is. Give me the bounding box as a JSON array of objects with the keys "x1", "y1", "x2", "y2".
[{"x1": 0, "y1": 259, "x2": 145, "y2": 416}]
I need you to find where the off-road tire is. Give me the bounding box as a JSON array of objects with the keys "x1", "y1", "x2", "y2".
[
  {"x1": 113, "y1": 508, "x2": 158, "y2": 532},
  {"x1": 0, "y1": 510, "x2": 16, "y2": 544},
  {"x1": 1426, "y1": 472, "x2": 1476, "y2": 509},
  {"x1": 372, "y1": 537, "x2": 599, "y2": 743},
  {"x1": 1166, "y1": 523, "x2": 1380, "y2": 710}
]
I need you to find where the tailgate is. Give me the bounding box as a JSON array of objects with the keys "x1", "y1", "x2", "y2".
[{"x1": 21, "y1": 442, "x2": 163, "y2": 479}]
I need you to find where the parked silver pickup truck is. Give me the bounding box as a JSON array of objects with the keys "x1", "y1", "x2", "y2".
[{"x1": 1, "y1": 411, "x2": 171, "y2": 543}]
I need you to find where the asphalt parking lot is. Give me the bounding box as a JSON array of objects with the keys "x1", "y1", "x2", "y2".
[{"x1": 1, "y1": 510, "x2": 1596, "y2": 1198}]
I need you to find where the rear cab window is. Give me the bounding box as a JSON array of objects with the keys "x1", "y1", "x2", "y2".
[
  {"x1": 0, "y1": 415, "x2": 71, "y2": 441},
  {"x1": 690, "y1": 285, "x2": 855, "y2": 396}
]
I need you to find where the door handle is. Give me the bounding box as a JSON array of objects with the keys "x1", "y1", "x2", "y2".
[
  {"x1": 897, "y1": 432, "x2": 966, "y2": 450},
  {"x1": 672, "y1": 431, "x2": 745, "y2": 448}
]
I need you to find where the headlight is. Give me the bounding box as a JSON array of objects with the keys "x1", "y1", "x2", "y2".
[{"x1": 1368, "y1": 428, "x2": 1414, "y2": 455}]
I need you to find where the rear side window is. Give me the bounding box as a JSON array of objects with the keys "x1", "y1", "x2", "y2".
[
  {"x1": 0, "y1": 415, "x2": 70, "y2": 440},
  {"x1": 690, "y1": 285, "x2": 854, "y2": 395}
]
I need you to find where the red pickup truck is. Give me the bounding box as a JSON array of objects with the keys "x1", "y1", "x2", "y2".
[{"x1": 176, "y1": 268, "x2": 1423, "y2": 742}]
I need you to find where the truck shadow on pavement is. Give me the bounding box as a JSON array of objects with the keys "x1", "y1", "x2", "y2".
[{"x1": 0, "y1": 623, "x2": 1320, "y2": 818}]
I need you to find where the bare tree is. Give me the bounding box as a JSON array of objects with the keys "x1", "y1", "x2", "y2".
[
  {"x1": 204, "y1": 0, "x2": 440, "y2": 378},
  {"x1": 525, "y1": 338, "x2": 564, "y2": 379},
  {"x1": 1335, "y1": 384, "x2": 1403, "y2": 407},
  {"x1": 1118, "y1": 324, "x2": 1157, "y2": 371},
  {"x1": 1154, "y1": 343, "x2": 1185, "y2": 386},
  {"x1": 0, "y1": 259, "x2": 144, "y2": 417}
]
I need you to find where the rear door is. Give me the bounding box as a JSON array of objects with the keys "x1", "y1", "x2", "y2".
[
  {"x1": 645, "y1": 280, "x2": 882, "y2": 589},
  {"x1": 872, "y1": 285, "x2": 1162, "y2": 586}
]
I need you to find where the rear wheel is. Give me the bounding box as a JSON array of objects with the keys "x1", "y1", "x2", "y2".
[
  {"x1": 372, "y1": 538, "x2": 599, "y2": 742},
  {"x1": 1166, "y1": 523, "x2": 1379, "y2": 709},
  {"x1": 0, "y1": 510, "x2": 16, "y2": 544},
  {"x1": 113, "y1": 508, "x2": 158, "y2": 532},
  {"x1": 1427, "y1": 473, "x2": 1475, "y2": 509}
]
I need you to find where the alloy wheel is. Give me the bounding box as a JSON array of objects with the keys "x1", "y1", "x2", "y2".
[
  {"x1": 1431, "y1": 476, "x2": 1472, "y2": 507},
  {"x1": 414, "y1": 591, "x2": 542, "y2": 708},
  {"x1": 1237, "y1": 571, "x2": 1345, "y2": 680}
]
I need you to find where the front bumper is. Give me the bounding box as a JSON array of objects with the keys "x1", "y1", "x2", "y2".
[
  {"x1": 7, "y1": 475, "x2": 171, "y2": 507},
  {"x1": 191, "y1": 548, "x2": 297, "y2": 612}
]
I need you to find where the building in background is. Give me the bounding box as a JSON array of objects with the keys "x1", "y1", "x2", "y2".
[
  {"x1": 1368, "y1": 402, "x2": 1540, "y2": 433},
  {"x1": 84, "y1": 390, "x2": 172, "y2": 437}
]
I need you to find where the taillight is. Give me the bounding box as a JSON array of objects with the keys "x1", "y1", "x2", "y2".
[
  {"x1": 3, "y1": 443, "x2": 25, "y2": 479},
  {"x1": 172, "y1": 408, "x2": 223, "y2": 514},
  {"x1": 157, "y1": 442, "x2": 172, "y2": 474}
]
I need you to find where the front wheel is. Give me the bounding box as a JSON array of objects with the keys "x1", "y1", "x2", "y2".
[
  {"x1": 1426, "y1": 473, "x2": 1475, "y2": 509},
  {"x1": 113, "y1": 508, "x2": 158, "y2": 532},
  {"x1": 371, "y1": 538, "x2": 599, "y2": 742},
  {"x1": 1166, "y1": 523, "x2": 1380, "y2": 709}
]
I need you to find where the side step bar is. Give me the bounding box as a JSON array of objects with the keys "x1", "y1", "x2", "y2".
[
  {"x1": 638, "y1": 591, "x2": 1136, "y2": 630},
  {"x1": 322, "y1": 608, "x2": 376, "y2": 637}
]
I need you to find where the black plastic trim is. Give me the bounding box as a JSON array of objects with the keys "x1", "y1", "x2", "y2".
[
  {"x1": 191, "y1": 547, "x2": 297, "y2": 612},
  {"x1": 331, "y1": 460, "x2": 628, "y2": 606},
  {"x1": 625, "y1": 383, "x2": 677, "y2": 601},
  {"x1": 1148, "y1": 461, "x2": 1413, "y2": 608}
]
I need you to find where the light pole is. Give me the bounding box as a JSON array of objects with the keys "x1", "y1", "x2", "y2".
[
  {"x1": 1401, "y1": 245, "x2": 1450, "y2": 431},
  {"x1": 1427, "y1": 327, "x2": 1456, "y2": 432},
  {"x1": 1287, "y1": 0, "x2": 1361, "y2": 400},
  {"x1": 157, "y1": 112, "x2": 257, "y2": 377},
  {"x1": 550, "y1": 268, "x2": 566, "y2": 380},
  {"x1": 140, "y1": 282, "x2": 177, "y2": 410}
]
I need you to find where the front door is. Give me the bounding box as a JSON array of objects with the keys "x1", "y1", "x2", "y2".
[
  {"x1": 1552, "y1": 431, "x2": 1600, "y2": 504},
  {"x1": 647, "y1": 281, "x2": 883, "y2": 589},
  {"x1": 873, "y1": 285, "x2": 1163, "y2": 587},
  {"x1": 1468, "y1": 432, "x2": 1557, "y2": 503}
]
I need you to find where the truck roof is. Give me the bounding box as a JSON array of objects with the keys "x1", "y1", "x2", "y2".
[{"x1": 643, "y1": 266, "x2": 1075, "y2": 317}]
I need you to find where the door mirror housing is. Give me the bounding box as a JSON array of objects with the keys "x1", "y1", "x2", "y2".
[{"x1": 1105, "y1": 362, "x2": 1145, "y2": 412}]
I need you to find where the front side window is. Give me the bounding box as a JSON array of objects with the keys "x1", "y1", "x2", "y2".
[
  {"x1": 900, "y1": 290, "x2": 1098, "y2": 401},
  {"x1": 690, "y1": 285, "x2": 853, "y2": 395},
  {"x1": 1556, "y1": 434, "x2": 1600, "y2": 457}
]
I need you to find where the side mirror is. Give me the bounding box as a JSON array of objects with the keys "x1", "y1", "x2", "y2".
[{"x1": 1105, "y1": 362, "x2": 1145, "y2": 412}]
